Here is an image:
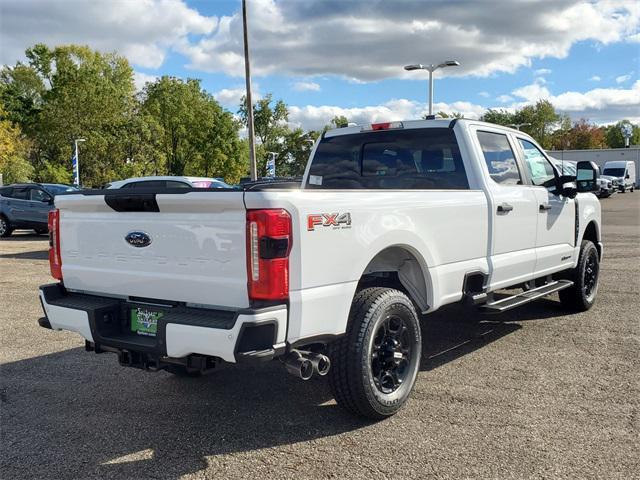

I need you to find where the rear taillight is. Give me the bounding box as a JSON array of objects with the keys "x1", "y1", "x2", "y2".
[
  {"x1": 48, "y1": 209, "x2": 62, "y2": 280},
  {"x1": 246, "y1": 209, "x2": 292, "y2": 301}
]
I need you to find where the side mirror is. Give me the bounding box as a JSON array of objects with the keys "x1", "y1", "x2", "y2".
[
  {"x1": 626, "y1": 174, "x2": 630, "y2": 179},
  {"x1": 576, "y1": 161, "x2": 599, "y2": 193}
]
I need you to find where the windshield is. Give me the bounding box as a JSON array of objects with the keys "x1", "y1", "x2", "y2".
[
  {"x1": 44, "y1": 185, "x2": 78, "y2": 195},
  {"x1": 602, "y1": 168, "x2": 625, "y2": 177}
]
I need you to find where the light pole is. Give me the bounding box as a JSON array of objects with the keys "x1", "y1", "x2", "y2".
[
  {"x1": 508, "y1": 123, "x2": 531, "y2": 131},
  {"x1": 73, "y1": 138, "x2": 86, "y2": 187},
  {"x1": 404, "y1": 60, "x2": 460, "y2": 117},
  {"x1": 242, "y1": 0, "x2": 258, "y2": 181}
]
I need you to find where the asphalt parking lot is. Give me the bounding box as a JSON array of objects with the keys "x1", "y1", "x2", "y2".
[{"x1": 1, "y1": 192, "x2": 638, "y2": 479}]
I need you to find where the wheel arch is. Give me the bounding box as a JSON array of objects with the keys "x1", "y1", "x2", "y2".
[
  {"x1": 581, "y1": 220, "x2": 601, "y2": 259},
  {"x1": 359, "y1": 244, "x2": 433, "y2": 313}
]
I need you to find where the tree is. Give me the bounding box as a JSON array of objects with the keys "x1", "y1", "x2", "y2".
[
  {"x1": 142, "y1": 76, "x2": 244, "y2": 182},
  {"x1": 480, "y1": 108, "x2": 515, "y2": 126},
  {"x1": 432, "y1": 111, "x2": 465, "y2": 119},
  {"x1": 0, "y1": 102, "x2": 34, "y2": 183},
  {"x1": 605, "y1": 120, "x2": 640, "y2": 148},
  {"x1": 7, "y1": 44, "x2": 138, "y2": 186},
  {"x1": 238, "y1": 94, "x2": 290, "y2": 176}
]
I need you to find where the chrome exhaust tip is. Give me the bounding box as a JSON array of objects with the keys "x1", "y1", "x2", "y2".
[
  {"x1": 284, "y1": 351, "x2": 314, "y2": 380},
  {"x1": 308, "y1": 353, "x2": 331, "y2": 376}
]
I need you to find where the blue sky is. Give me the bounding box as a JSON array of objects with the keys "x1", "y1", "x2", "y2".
[{"x1": 2, "y1": 0, "x2": 639, "y2": 129}]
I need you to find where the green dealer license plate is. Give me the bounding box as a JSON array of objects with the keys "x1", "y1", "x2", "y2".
[{"x1": 130, "y1": 307, "x2": 164, "y2": 337}]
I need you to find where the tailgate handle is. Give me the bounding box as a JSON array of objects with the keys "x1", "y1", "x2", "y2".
[{"x1": 104, "y1": 194, "x2": 159, "y2": 212}]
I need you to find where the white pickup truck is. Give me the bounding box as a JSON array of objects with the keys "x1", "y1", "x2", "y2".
[{"x1": 38, "y1": 119, "x2": 602, "y2": 419}]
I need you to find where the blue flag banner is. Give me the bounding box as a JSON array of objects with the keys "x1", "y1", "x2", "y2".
[{"x1": 72, "y1": 151, "x2": 79, "y2": 186}]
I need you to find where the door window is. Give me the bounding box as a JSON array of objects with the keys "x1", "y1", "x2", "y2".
[
  {"x1": 477, "y1": 131, "x2": 522, "y2": 185},
  {"x1": 30, "y1": 189, "x2": 50, "y2": 202},
  {"x1": 11, "y1": 188, "x2": 29, "y2": 200},
  {"x1": 518, "y1": 139, "x2": 556, "y2": 188}
]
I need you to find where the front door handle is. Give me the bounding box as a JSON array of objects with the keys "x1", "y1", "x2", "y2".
[
  {"x1": 497, "y1": 203, "x2": 513, "y2": 213},
  {"x1": 539, "y1": 203, "x2": 552, "y2": 212}
]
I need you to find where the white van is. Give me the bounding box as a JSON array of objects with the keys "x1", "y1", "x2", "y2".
[{"x1": 602, "y1": 161, "x2": 636, "y2": 192}]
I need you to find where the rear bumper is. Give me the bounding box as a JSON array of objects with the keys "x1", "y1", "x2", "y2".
[{"x1": 38, "y1": 284, "x2": 287, "y2": 364}]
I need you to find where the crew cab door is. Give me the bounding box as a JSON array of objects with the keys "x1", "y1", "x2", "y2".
[
  {"x1": 475, "y1": 129, "x2": 538, "y2": 289},
  {"x1": 26, "y1": 187, "x2": 53, "y2": 224},
  {"x1": 515, "y1": 138, "x2": 575, "y2": 276}
]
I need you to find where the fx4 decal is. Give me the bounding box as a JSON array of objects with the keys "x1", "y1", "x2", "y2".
[{"x1": 307, "y1": 213, "x2": 352, "y2": 231}]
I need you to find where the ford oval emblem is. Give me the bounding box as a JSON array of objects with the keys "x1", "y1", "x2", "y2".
[{"x1": 125, "y1": 231, "x2": 152, "y2": 248}]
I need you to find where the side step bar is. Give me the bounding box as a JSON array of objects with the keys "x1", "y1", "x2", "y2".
[{"x1": 479, "y1": 280, "x2": 573, "y2": 313}]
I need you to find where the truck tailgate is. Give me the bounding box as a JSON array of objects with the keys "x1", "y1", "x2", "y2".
[{"x1": 55, "y1": 191, "x2": 249, "y2": 308}]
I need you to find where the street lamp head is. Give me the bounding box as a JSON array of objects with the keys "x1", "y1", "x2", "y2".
[
  {"x1": 438, "y1": 60, "x2": 460, "y2": 68},
  {"x1": 76, "y1": 138, "x2": 86, "y2": 142},
  {"x1": 404, "y1": 64, "x2": 424, "y2": 71}
]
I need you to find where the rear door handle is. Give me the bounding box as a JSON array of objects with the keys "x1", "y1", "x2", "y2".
[
  {"x1": 539, "y1": 203, "x2": 552, "y2": 212},
  {"x1": 497, "y1": 203, "x2": 513, "y2": 213}
]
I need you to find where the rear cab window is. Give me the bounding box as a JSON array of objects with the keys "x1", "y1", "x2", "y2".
[{"x1": 306, "y1": 128, "x2": 469, "y2": 190}]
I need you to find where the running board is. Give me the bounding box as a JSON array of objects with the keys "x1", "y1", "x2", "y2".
[{"x1": 479, "y1": 280, "x2": 573, "y2": 313}]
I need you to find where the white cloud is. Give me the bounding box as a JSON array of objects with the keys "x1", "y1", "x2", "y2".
[
  {"x1": 179, "y1": 0, "x2": 640, "y2": 81},
  {"x1": 478, "y1": 91, "x2": 490, "y2": 98},
  {"x1": 512, "y1": 78, "x2": 551, "y2": 102},
  {"x1": 590, "y1": 76, "x2": 602, "y2": 82},
  {"x1": 213, "y1": 86, "x2": 252, "y2": 109},
  {"x1": 534, "y1": 68, "x2": 552, "y2": 76},
  {"x1": 0, "y1": 0, "x2": 217, "y2": 68},
  {"x1": 133, "y1": 72, "x2": 158, "y2": 91},
  {"x1": 287, "y1": 80, "x2": 640, "y2": 130},
  {"x1": 616, "y1": 74, "x2": 632, "y2": 84},
  {"x1": 508, "y1": 79, "x2": 640, "y2": 123},
  {"x1": 292, "y1": 81, "x2": 321, "y2": 92},
  {"x1": 287, "y1": 98, "x2": 486, "y2": 131}
]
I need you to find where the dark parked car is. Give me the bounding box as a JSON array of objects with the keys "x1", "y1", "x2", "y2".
[{"x1": 0, "y1": 183, "x2": 78, "y2": 237}]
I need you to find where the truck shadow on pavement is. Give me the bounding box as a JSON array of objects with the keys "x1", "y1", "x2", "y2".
[
  {"x1": 0, "y1": 250, "x2": 49, "y2": 260},
  {"x1": 1, "y1": 299, "x2": 568, "y2": 479}
]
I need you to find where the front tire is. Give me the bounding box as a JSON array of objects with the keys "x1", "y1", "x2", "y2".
[
  {"x1": 559, "y1": 240, "x2": 600, "y2": 312},
  {"x1": 0, "y1": 216, "x2": 12, "y2": 238},
  {"x1": 328, "y1": 287, "x2": 422, "y2": 420}
]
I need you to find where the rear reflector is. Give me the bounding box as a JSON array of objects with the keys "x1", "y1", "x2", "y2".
[
  {"x1": 362, "y1": 121, "x2": 404, "y2": 132},
  {"x1": 48, "y1": 209, "x2": 62, "y2": 280},
  {"x1": 246, "y1": 209, "x2": 292, "y2": 301}
]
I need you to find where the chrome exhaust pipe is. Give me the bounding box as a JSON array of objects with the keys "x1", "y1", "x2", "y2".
[
  {"x1": 284, "y1": 351, "x2": 314, "y2": 380},
  {"x1": 308, "y1": 353, "x2": 331, "y2": 376}
]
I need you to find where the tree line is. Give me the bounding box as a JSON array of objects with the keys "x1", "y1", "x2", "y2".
[{"x1": 1, "y1": 44, "x2": 638, "y2": 186}]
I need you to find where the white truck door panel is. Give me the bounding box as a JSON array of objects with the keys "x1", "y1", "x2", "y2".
[
  {"x1": 516, "y1": 138, "x2": 576, "y2": 276},
  {"x1": 474, "y1": 129, "x2": 537, "y2": 289},
  {"x1": 531, "y1": 188, "x2": 575, "y2": 274}
]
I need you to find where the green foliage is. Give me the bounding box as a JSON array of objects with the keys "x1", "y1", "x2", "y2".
[
  {"x1": 238, "y1": 93, "x2": 291, "y2": 176},
  {"x1": 0, "y1": 102, "x2": 34, "y2": 183},
  {"x1": 142, "y1": 76, "x2": 244, "y2": 182},
  {"x1": 433, "y1": 111, "x2": 465, "y2": 119},
  {"x1": 480, "y1": 109, "x2": 514, "y2": 126},
  {"x1": 38, "y1": 160, "x2": 72, "y2": 184},
  {"x1": 605, "y1": 120, "x2": 640, "y2": 148}
]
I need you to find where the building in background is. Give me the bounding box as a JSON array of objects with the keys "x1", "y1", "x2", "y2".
[{"x1": 549, "y1": 147, "x2": 639, "y2": 187}]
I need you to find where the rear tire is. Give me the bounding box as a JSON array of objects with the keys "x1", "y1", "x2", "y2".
[
  {"x1": 558, "y1": 240, "x2": 600, "y2": 312},
  {"x1": 0, "y1": 216, "x2": 12, "y2": 238},
  {"x1": 328, "y1": 287, "x2": 422, "y2": 420}
]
